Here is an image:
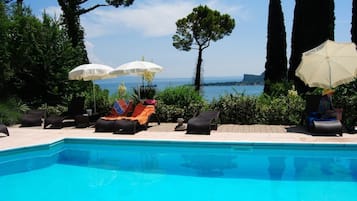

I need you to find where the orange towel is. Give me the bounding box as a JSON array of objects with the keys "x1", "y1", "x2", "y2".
[
  {"x1": 101, "y1": 104, "x2": 155, "y2": 125},
  {"x1": 124, "y1": 105, "x2": 155, "y2": 125}
]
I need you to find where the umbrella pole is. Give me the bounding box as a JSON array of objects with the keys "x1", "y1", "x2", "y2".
[
  {"x1": 93, "y1": 81, "x2": 96, "y2": 114},
  {"x1": 328, "y1": 63, "x2": 332, "y2": 88}
]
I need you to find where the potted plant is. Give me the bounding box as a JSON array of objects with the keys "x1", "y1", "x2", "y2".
[{"x1": 139, "y1": 71, "x2": 157, "y2": 100}]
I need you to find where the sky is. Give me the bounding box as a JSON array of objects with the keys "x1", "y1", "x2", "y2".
[{"x1": 25, "y1": 0, "x2": 353, "y2": 78}]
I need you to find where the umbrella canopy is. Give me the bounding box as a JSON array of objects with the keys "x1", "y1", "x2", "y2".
[
  {"x1": 68, "y1": 64, "x2": 115, "y2": 113},
  {"x1": 68, "y1": 64, "x2": 115, "y2": 81},
  {"x1": 295, "y1": 40, "x2": 357, "y2": 89},
  {"x1": 110, "y1": 61, "x2": 164, "y2": 99},
  {"x1": 110, "y1": 61, "x2": 163, "y2": 76}
]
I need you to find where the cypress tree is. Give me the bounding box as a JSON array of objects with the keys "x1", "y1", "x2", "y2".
[
  {"x1": 352, "y1": 0, "x2": 357, "y2": 43},
  {"x1": 288, "y1": 0, "x2": 335, "y2": 94},
  {"x1": 264, "y1": 0, "x2": 287, "y2": 95}
]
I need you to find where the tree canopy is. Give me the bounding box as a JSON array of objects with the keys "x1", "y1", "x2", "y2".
[
  {"x1": 0, "y1": 2, "x2": 90, "y2": 106},
  {"x1": 57, "y1": 0, "x2": 134, "y2": 63},
  {"x1": 172, "y1": 5, "x2": 235, "y2": 91}
]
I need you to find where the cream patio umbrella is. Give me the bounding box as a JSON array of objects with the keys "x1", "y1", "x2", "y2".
[
  {"x1": 110, "y1": 61, "x2": 164, "y2": 99},
  {"x1": 295, "y1": 40, "x2": 357, "y2": 89},
  {"x1": 68, "y1": 64, "x2": 116, "y2": 113},
  {"x1": 109, "y1": 61, "x2": 163, "y2": 76}
]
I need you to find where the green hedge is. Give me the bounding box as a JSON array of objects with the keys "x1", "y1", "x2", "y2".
[
  {"x1": 0, "y1": 97, "x2": 29, "y2": 125},
  {"x1": 155, "y1": 86, "x2": 207, "y2": 122},
  {"x1": 210, "y1": 94, "x2": 257, "y2": 124},
  {"x1": 156, "y1": 86, "x2": 305, "y2": 125}
]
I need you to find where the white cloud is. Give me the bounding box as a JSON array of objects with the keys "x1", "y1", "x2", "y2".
[
  {"x1": 81, "y1": 0, "x2": 243, "y2": 38},
  {"x1": 41, "y1": 6, "x2": 62, "y2": 20},
  {"x1": 81, "y1": 1, "x2": 194, "y2": 38},
  {"x1": 85, "y1": 40, "x2": 103, "y2": 64}
]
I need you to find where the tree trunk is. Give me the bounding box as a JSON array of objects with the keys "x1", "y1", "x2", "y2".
[{"x1": 194, "y1": 48, "x2": 203, "y2": 92}]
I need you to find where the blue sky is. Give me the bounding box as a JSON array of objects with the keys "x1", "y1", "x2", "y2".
[{"x1": 25, "y1": 0, "x2": 352, "y2": 78}]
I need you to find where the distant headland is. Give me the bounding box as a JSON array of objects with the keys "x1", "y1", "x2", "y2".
[{"x1": 203, "y1": 72, "x2": 264, "y2": 86}]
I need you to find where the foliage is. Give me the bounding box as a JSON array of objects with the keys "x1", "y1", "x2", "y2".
[
  {"x1": 333, "y1": 80, "x2": 357, "y2": 132},
  {"x1": 155, "y1": 85, "x2": 305, "y2": 125},
  {"x1": 264, "y1": 0, "x2": 287, "y2": 95},
  {"x1": 155, "y1": 86, "x2": 206, "y2": 122},
  {"x1": 58, "y1": 0, "x2": 134, "y2": 62},
  {"x1": 0, "y1": 2, "x2": 10, "y2": 97},
  {"x1": 105, "y1": 0, "x2": 134, "y2": 8},
  {"x1": 0, "y1": 97, "x2": 29, "y2": 125},
  {"x1": 156, "y1": 86, "x2": 204, "y2": 106},
  {"x1": 352, "y1": 0, "x2": 357, "y2": 43},
  {"x1": 0, "y1": 3, "x2": 91, "y2": 107},
  {"x1": 155, "y1": 103, "x2": 185, "y2": 123},
  {"x1": 210, "y1": 93, "x2": 258, "y2": 124},
  {"x1": 256, "y1": 93, "x2": 304, "y2": 125},
  {"x1": 84, "y1": 84, "x2": 112, "y2": 115},
  {"x1": 138, "y1": 86, "x2": 156, "y2": 99},
  {"x1": 264, "y1": 80, "x2": 293, "y2": 97},
  {"x1": 288, "y1": 0, "x2": 335, "y2": 94},
  {"x1": 38, "y1": 104, "x2": 66, "y2": 116},
  {"x1": 172, "y1": 5, "x2": 235, "y2": 91}
]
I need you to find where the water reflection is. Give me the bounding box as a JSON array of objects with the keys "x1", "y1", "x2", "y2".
[
  {"x1": 268, "y1": 157, "x2": 286, "y2": 180},
  {"x1": 181, "y1": 154, "x2": 237, "y2": 177},
  {"x1": 293, "y1": 157, "x2": 346, "y2": 180},
  {"x1": 349, "y1": 159, "x2": 357, "y2": 180}
]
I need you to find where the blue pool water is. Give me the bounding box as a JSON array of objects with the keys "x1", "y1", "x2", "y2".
[{"x1": 1, "y1": 139, "x2": 357, "y2": 201}]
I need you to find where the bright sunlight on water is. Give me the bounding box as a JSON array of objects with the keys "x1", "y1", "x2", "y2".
[{"x1": 1, "y1": 140, "x2": 357, "y2": 201}]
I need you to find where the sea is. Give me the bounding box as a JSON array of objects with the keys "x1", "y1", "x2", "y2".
[{"x1": 95, "y1": 76, "x2": 264, "y2": 101}]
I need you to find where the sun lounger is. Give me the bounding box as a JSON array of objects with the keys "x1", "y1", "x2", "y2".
[
  {"x1": 304, "y1": 95, "x2": 343, "y2": 136},
  {"x1": 0, "y1": 124, "x2": 9, "y2": 136},
  {"x1": 96, "y1": 103, "x2": 156, "y2": 134},
  {"x1": 114, "y1": 104, "x2": 156, "y2": 134},
  {"x1": 20, "y1": 110, "x2": 45, "y2": 127},
  {"x1": 312, "y1": 120, "x2": 343, "y2": 135},
  {"x1": 94, "y1": 100, "x2": 133, "y2": 132},
  {"x1": 44, "y1": 115, "x2": 65, "y2": 129},
  {"x1": 186, "y1": 111, "x2": 220, "y2": 134},
  {"x1": 44, "y1": 97, "x2": 85, "y2": 129}
]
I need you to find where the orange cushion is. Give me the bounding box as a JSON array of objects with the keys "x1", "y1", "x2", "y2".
[{"x1": 131, "y1": 103, "x2": 146, "y2": 117}]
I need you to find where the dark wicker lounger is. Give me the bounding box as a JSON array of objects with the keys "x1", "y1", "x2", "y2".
[
  {"x1": 186, "y1": 111, "x2": 220, "y2": 135},
  {"x1": 20, "y1": 110, "x2": 45, "y2": 127},
  {"x1": 95, "y1": 119, "x2": 122, "y2": 132},
  {"x1": 95, "y1": 118, "x2": 150, "y2": 134},
  {"x1": 0, "y1": 124, "x2": 9, "y2": 136},
  {"x1": 312, "y1": 120, "x2": 343, "y2": 136}
]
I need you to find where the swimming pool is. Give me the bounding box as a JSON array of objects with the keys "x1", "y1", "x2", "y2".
[{"x1": 1, "y1": 139, "x2": 357, "y2": 201}]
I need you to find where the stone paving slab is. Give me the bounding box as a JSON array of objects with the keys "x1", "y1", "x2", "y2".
[{"x1": 0, "y1": 123, "x2": 356, "y2": 151}]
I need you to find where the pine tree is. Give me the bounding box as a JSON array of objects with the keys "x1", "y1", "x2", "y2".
[{"x1": 57, "y1": 0, "x2": 134, "y2": 63}]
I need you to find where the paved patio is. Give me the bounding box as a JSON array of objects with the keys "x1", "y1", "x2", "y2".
[{"x1": 1, "y1": 123, "x2": 356, "y2": 151}]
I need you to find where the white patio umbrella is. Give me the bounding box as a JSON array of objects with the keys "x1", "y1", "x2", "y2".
[
  {"x1": 109, "y1": 61, "x2": 164, "y2": 99},
  {"x1": 109, "y1": 61, "x2": 163, "y2": 76},
  {"x1": 296, "y1": 40, "x2": 357, "y2": 89},
  {"x1": 69, "y1": 64, "x2": 115, "y2": 113}
]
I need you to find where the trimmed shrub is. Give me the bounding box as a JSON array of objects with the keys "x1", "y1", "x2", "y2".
[
  {"x1": 156, "y1": 86, "x2": 206, "y2": 122},
  {"x1": 210, "y1": 93, "x2": 258, "y2": 124},
  {"x1": 0, "y1": 97, "x2": 29, "y2": 125},
  {"x1": 256, "y1": 93, "x2": 304, "y2": 125},
  {"x1": 334, "y1": 80, "x2": 357, "y2": 132}
]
